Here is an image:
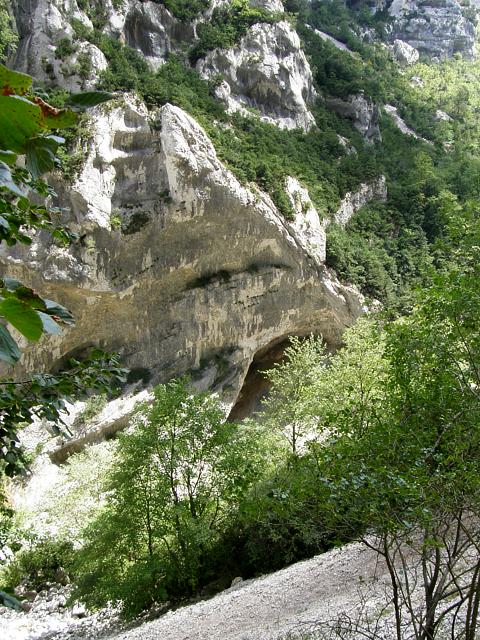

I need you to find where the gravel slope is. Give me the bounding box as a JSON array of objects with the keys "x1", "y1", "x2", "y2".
[
  {"x1": 3, "y1": 541, "x2": 391, "y2": 640},
  {"x1": 107, "y1": 542, "x2": 389, "y2": 640}
]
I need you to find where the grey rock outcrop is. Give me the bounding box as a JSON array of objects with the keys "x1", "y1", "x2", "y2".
[
  {"x1": 10, "y1": 0, "x2": 94, "y2": 88},
  {"x1": 197, "y1": 21, "x2": 317, "y2": 131},
  {"x1": 392, "y1": 38, "x2": 419, "y2": 65},
  {"x1": 388, "y1": 0, "x2": 477, "y2": 59},
  {"x1": 313, "y1": 28, "x2": 353, "y2": 54},
  {"x1": 122, "y1": 1, "x2": 194, "y2": 66},
  {"x1": 10, "y1": 0, "x2": 192, "y2": 88},
  {"x1": 384, "y1": 104, "x2": 431, "y2": 143},
  {"x1": 334, "y1": 176, "x2": 387, "y2": 227},
  {"x1": 0, "y1": 98, "x2": 364, "y2": 407},
  {"x1": 324, "y1": 93, "x2": 381, "y2": 143}
]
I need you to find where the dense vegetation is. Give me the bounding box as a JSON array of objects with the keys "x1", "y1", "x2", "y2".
[
  {"x1": 56, "y1": 0, "x2": 480, "y2": 304},
  {"x1": 2, "y1": 1, "x2": 480, "y2": 637}
]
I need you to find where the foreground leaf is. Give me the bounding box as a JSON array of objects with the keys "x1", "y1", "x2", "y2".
[
  {"x1": 68, "y1": 91, "x2": 116, "y2": 109},
  {"x1": 0, "y1": 63, "x2": 32, "y2": 96},
  {"x1": 0, "y1": 325, "x2": 21, "y2": 364},
  {"x1": 0, "y1": 297, "x2": 43, "y2": 340}
]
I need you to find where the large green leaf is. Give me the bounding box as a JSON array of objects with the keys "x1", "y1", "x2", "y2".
[
  {"x1": 0, "y1": 95, "x2": 42, "y2": 153},
  {"x1": 0, "y1": 96, "x2": 77, "y2": 153},
  {"x1": 0, "y1": 325, "x2": 21, "y2": 364},
  {"x1": 1, "y1": 278, "x2": 47, "y2": 310},
  {"x1": 0, "y1": 297, "x2": 43, "y2": 341},
  {"x1": 34, "y1": 96, "x2": 78, "y2": 130},
  {"x1": 25, "y1": 136, "x2": 61, "y2": 178},
  {"x1": 0, "y1": 161, "x2": 23, "y2": 196},
  {"x1": 0, "y1": 64, "x2": 32, "y2": 95},
  {"x1": 68, "y1": 91, "x2": 115, "y2": 109}
]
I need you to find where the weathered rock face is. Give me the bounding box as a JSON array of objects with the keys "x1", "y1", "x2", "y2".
[
  {"x1": 10, "y1": 0, "x2": 96, "y2": 90},
  {"x1": 197, "y1": 21, "x2": 317, "y2": 131},
  {"x1": 388, "y1": 0, "x2": 477, "y2": 59},
  {"x1": 122, "y1": 1, "x2": 193, "y2": 66},
  {"x1": 384, "y1": 104, "x2": 431, "y2": 143},
  {"x1": 324, "y1": 94, "x2": 381, "y2": 143},
  {"x1": 392, "y1": 38, "x2": 419, "y2": 65},
  {"x1": 10, "y1": 0, "x2": 192, "y2": 88},
  {"x1": 334, "y1": 176, "x2": 387, "y2": 227},
  {"x1": 0, "y1": 98, "x2": 363, "y2": 406}
]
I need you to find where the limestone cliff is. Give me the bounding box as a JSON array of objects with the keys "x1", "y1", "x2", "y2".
[
  {"x1": 0, "y1": 97, "x2": 364, "y2": 408},
  {"x1": 3, "y1": 0, "x2": 478, "y2": 416}
]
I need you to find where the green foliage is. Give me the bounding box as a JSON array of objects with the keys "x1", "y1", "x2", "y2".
[
  {"x1": 75, "y1": 394, "x2": 108, "y2": 425},
  {"x1": 189, "y1": 0, "x2": 282, "y2": 63},
  {"x1": 230, "y1": 454, "x2": 339, "y2": 574},
  {"x1": 261, "y1": 335, "x2": 327, "y2": 454},
  {"x1": 0, "y1": 0, "x2": 17, "y2": 63},
  {"x1": 0, "y1": 350, "x2": 126, "y2": 476},
  {"x1": 0, "y1": 536, "x2": 75, "y2": 592},
  {"x1": 55, "y1": 37, "x2": 77, "y2": 60},
  {"x1": 33, "y1": 441, "x2": 116, "y2": 539},
  {"x1": 73, "y1": 379, "x2": 267, "y2": 617},
  {"x1": 251, "y1": 209, "x2": 480, "y2": 637},
  {"x1": 152, "y1": 0, "x2": 210, "y2": 22}
]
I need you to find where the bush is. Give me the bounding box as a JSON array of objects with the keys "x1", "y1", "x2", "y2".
[
  {"x1": 1, "y1": 537, "x2": 75, "y2": 592},
  {"x1": 152, "y1": 0, "x2": 210, "y2": 22},
  {"x1": 55, "y1": 38, "x2": 77, "y2": 60},
  {"x1": 75, "y1": 395, "x2": 108, "y2": 425},
  {"x1": 189, "y1": 0, "x2": 282, "y2": 63}
]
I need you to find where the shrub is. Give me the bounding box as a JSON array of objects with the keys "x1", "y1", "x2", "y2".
[
  {"x1": 189, "y1": 0, "x2": 282, "y2": 64},
  {"x1": 55, "y1": 37, "x2": 77, "y2": 60},
  {"x1": 75, "y1": 394, "x2": 108, "y2": 425},
  {"x1": 1, "y1": 537, "x2": 75, "y2": 592}
]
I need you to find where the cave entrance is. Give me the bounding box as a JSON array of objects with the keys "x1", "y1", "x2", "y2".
[{"x1": 228, "y1": 336, "x2": 296, "y2": 422}]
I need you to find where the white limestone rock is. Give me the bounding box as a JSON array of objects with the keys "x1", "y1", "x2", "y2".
[
  {"x1": 313, "y1": 28, "x2": 353, "y2": 54},
  {"x1": 388, "y1": 0, "x2": 477, "y2": 60},
  {"x1": 0, "y1": 99, "x2": 363, "y2": 408},
  {"x1": 285, "y1": 176, "x2": 327, "y2": 263},
  {"x1": 11, "y1": 0, "x2": 88, "y2": 82},
  {"x1": 197, "y1": 21, "x2": 317, "y2": 131},
  {"x1": 334, "y1": 176, "x2": 387, "y2": 227},
  {"x1": 250, "y1": 0, "x2": 284, "y2": 11},
  {"x1": 435, "y1": 109, "x2": 453, "y2": 122},
  {"x1": 324, "y1": 94, "x2": 381, "y2": 143},
  {"x1": 392, "y1": 38, "x2": 419, "y2": 64},
  {"x1": 384, "y1": 104, "x2": 431, "y2": 143},
  {"x1": 10, "y1": 0, "x2": 193, "y2": 87},
  {"x1": 122, "y1": 1, "x2": 194, "y2": 67}
]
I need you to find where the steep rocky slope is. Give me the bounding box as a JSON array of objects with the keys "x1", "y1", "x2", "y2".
[
  {"x1": 1, "y1": 95, "x2": 363, "y2": 407},
  {"x1": 3, "y1": 541, "x2": 390, "y2": 640},
  {"x1": 2, "y1": 0, "x2": 480, "y2": 636},
  {"x1": 3, "y1": 0, "x2": 479, "y2": 423}
]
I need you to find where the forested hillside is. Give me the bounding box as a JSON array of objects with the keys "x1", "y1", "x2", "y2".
[{"x1": 1, "y1": 1, "x2": 480, "y2": 638}]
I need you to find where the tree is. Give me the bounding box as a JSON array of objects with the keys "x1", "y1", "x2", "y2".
[
  {"x1": 261, "y1": 335, "x2": 327, "y2": 454},
  {"x1": 73, "y1": 378, "x2": 265, "y2": 617},
  {"x1": 261, "y1": 205, "x2": 480, "y2": 638}
]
